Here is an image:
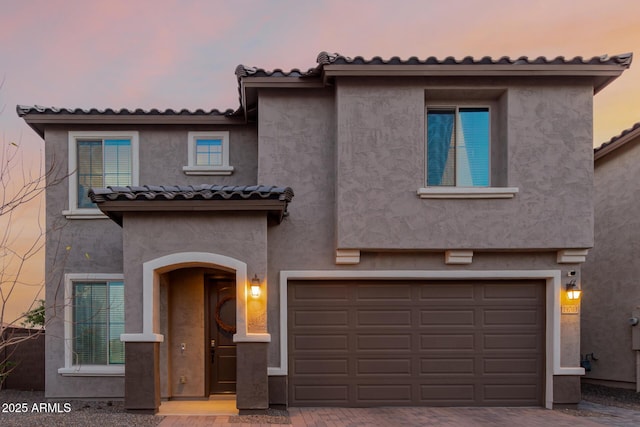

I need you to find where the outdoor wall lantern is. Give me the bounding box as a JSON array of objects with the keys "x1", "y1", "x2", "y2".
[
  {"x1": 250, "y1": 274, "x2": 262, "y2": 298},
  {"x1": 566, "y1": 279, "x2": 581, "y2": 300}
]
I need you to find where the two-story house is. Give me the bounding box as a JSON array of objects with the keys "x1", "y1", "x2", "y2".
[{"x1": 18, "y1": 51, "x2": 631, "y2": 413}]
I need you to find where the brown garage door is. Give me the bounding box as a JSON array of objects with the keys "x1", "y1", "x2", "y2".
[{"x1": 288, "y1": 280, "x2": 545, "y2": 407}]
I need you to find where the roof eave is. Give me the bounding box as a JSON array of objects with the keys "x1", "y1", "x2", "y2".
[
  {"x1": 95, "y1": 199, "x2": 290, "y2": 227},
  {"x1": 19, "y1": 113, "x2": 247, "y2": 138},
  {"x1": 320, "y1": 64, "x2": 626, "y2": 91},
  {"x1": 595, "y1": 126, "x2": 640, "y2": 162},
  {"x1": 239, "y1": 77, "x2": 325, "y2": 119}
]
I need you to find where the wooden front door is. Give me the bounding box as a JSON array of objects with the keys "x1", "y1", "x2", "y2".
[{"x1": 207, "y1": 277, "x2": 237, "y2": 394}]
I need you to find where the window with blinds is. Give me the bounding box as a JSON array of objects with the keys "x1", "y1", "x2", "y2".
[
  {"x1": 77, "y1": 139, "x2": 132, "y2": 208},
  {"x1": 426, "y1": 107, "x2": 490, "y2": 187},
  {"x1": 73, "y1": 281, "x2": 125, "y2": 365}
]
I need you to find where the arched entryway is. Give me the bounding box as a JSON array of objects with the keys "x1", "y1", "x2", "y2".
[
  {"x1": 122, "y1": 252, "x2": 270, "y2": 413},
  {"x1": 157, "y1": 266, "x2": 238, "y2": 401}
]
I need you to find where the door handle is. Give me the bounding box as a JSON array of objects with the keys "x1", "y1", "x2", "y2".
[{"x1": 211, "y1": 339, "x2": 216, "y2": 348}]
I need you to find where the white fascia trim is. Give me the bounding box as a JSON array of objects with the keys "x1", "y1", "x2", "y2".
[
  {"x1": 417, "y1": 187, "x2": 519, "y2": 199},
  {"x1": 67, "y1": 131, "x2": 139, "y2": 217},
  {"x1": 58, "y1": 365, "x2": 124, "y2": 376},
  {"x1": 275, "y1": 269, "x2": 578, "y2": 409},
  {"x1": 62, "y1": 273, "x2": 125, "y2": 375},
  {"x1": 141, "y1": 252, "x2": 259, "y2": 342}
]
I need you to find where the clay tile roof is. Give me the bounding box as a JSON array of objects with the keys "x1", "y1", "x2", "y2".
[
  {"x1": 19, "y1": 51, "x2": 633, "y2": 129},
  {"x1": 594, "y1": 122, "x2": 640, "y2": 160},
  {"x1": 16, "y1": 105, "x2": 235, "y2": 117},
  {"x1": 88, "y1": 185, "x2": 294, "y2": 226},
  {"x1": 89, "y1": 184, "x2": 294, "y2": 203},
  {"x1": 308, "y1": 51, "x2": 633, "y2": 67}
]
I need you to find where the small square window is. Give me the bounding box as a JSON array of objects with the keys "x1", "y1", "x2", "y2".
[
  {"x1": 195, "y1": 139, "x2": 223, "y2": 166},
  {"x1": 184, "y1": 131, "x2": 233, "y2": 175}
]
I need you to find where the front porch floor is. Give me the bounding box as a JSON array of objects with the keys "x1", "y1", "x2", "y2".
[{"x1": 157, "y1": 395, "x2": 237, "y2": 416}]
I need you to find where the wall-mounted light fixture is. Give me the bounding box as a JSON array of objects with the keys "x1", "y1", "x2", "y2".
[
  {"x1": 566, "y1": 279, "x2": 581, "y2": 300},
  {"x1": 250, "y1": 274, "x2": 261, "y2": 298}
]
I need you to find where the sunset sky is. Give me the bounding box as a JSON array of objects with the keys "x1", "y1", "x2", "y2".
[{"x1": 1, "y1": 0, "x2": 639, "y2": 321}]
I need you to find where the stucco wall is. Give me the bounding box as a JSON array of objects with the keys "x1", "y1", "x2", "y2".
[
  {"x1": 582, "y1": 140, "x2": 640, "y2": 388},
  {"x1": 334, "y1": 78, "x2": 594, "y2": 250},
  {"x1": 43, "y1": 124, "x2": 257, "y2": 398},
  {"x1": 41, "y1": 77, "x2": 593, "y2": 400},
  {"x1": 257, "y1": 89, "x2": 584, "y2": 372},
  {"x1": 121, "y1": 212, "x2": 267, "y2": 335},
  {"x1": 44, "y1": 127, "x2": 126, "y2": 399}
]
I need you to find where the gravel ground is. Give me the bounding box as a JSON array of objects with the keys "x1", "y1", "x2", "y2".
[
  {"x1": 0, "y1": 390, "x2": 162, "y2": 427},
  {"x1": 581, "y1": 383, "x2": 640, "y2": 410},
  {"x1": 1, "y1": 384, "x2": 639, "y2": 426}
]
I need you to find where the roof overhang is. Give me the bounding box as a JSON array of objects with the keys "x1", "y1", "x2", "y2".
[
  {"x1": 319, "y1": 64, "x2": 627, "y2": 94},
  {"x1": 17, "y1": 107, "x2": 246, "y2": 138},
  {"x1": 89, "y1": 185, "x2": 294, "y2": 227},
  {"x1": 239, "y1": 77, "x2": 325, "y2": 121},
  {"x1": 595, "y1": 123, "x2": 640, "y2": 162}
]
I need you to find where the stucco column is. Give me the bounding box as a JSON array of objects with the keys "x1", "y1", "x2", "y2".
[
  {"x1": 236, "y1": 342, "x2": 269, "y2": 413},
  {"x1": 124, "y1": 342, "x2": 160, "y2": 413}
]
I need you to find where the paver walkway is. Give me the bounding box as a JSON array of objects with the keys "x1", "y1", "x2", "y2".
[{"x1": 158, "y1": 402, "x2": 640, "y2": 426}]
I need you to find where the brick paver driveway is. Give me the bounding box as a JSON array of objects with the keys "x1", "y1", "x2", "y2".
[{"x1": 159, "y1": 402, "x2": 640, "y2": 426}]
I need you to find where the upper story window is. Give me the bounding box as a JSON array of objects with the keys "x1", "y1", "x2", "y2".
[
  {"x1": 65, "y1": 131, "x2": 139, "y2": 219},
  {"x1": 418, "y1": 95, "x2": 518, "y2": 199},
  {"x1": 183, "y1": 131, "x2": 234, "y2": 175},
  {"x1": 426, "y1": 107, "x2": 489, "y2": 187}
]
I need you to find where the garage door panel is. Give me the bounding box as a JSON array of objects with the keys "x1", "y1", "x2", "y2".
[
  {"x1": 421, "y1": 384, "x2": 475, "y2": 403},
  {"x1": 294, "y1": 359, "x2": 349, "y2": 375},
  {"x1": 420, "y1": 284, "x2": 475, "y2": 300},
  {"x1": 357, "y1": 358, "x2": 412, "y2": 375},
  {"x1": 483, "y1": 283, "x2": 542, "y2": 301},
  {"x1": 294, "y1": 310, "x2": 349, "y2": 327},
  {"x1": 484, "y1": 334, "x2": 540, "y2": 350},
  {"x1": 293, "y1": 385, "x2": 349, "y2": 402},
  {"x1": 357, "y1": 334, "x2": 412, "y2": 351},
  {"x1": 294, "y1": 334, "x2": 348, "y2": 351},
  {"x1": 483, "y1": 384, "x2": 540, "y2": 402},
  {"x1": 357, "y1": 284, "x2": 412, "y2": 300},
  {"x1": 483, "y1": 309, "x2": 539, "y2": 326},
  {"x1": 357, "y1": 310, "x2": 412, "y2": 326},
  {"x1": 421, "y1": 334, "x2": 475, "y2": 350},
  {"x1": 421, "y1": 309, "x2": 475, "y2": 326},
  {"x1": 289, "y1": 280, "x2": 544, "y2": 407},
  {"x1": 483, "y1": 358, "x2": 540, "y2": 374},
  {"x1": 421, "y1": 358, "x2": 476, "y2": 375},
  {"x1": 357, "y1": 384, "x2": 412, "y2": 402},
  {"x1": 290, "y1": 283, "x2": 349, "y2": 302}
]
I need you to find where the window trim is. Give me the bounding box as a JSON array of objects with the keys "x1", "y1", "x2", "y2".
[
  {"x1": 64, "y1": 131, "x2": 139, "y2": 219},
  {"x1": 58, "y1": 273, "x2": 125, "y2": 376},
  {"x1": 183, "y1": 131, "x2": 234, "y2": 175}
]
